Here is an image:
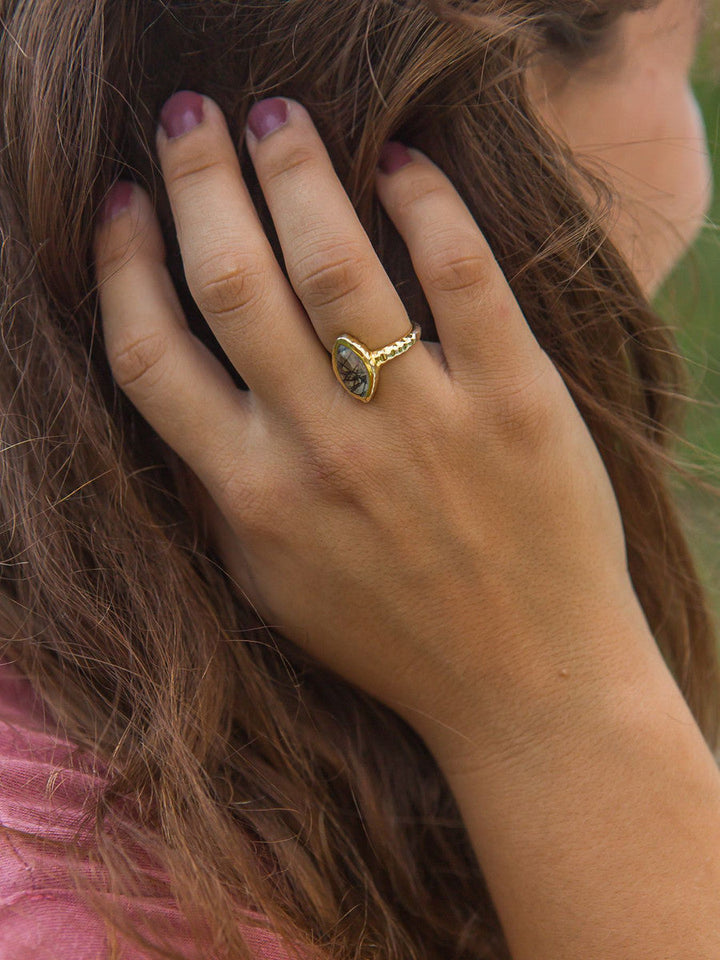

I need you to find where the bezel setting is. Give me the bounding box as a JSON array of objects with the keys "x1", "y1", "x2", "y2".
[{"x1": 332, "y1": 336, "x2": 378, "y2": 402}]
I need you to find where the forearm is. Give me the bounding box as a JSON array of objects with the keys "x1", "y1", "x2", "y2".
[{"x1": 420, "y1": 613, "x2": 720, "y2": 960}]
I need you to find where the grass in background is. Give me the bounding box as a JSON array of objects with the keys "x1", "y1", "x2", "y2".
[{"x1": 655, "y1": 18, "x2": 720, "y2": 624}]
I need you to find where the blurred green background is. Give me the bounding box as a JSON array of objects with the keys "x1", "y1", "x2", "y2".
[{"x1": 656, "y1": 12, "x2": 720, "y2": 625}]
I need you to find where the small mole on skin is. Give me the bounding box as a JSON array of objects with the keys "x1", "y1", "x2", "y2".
[{"x1": 558, "y1": 668, "x2": 570, "y2": 678}]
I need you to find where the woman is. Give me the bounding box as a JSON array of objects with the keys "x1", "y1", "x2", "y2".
[{"x1": 1, "y1": 0, "x2": 719, "y2": 958}]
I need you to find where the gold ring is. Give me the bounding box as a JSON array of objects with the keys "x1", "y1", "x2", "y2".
[{"x1": 331, "y1": 322, "x2": 422, "y2": 402}]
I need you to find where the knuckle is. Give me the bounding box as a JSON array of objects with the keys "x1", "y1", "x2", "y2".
[
  {"x1": 485, "y1": 362, "x2": 560, "y2": 447},
  {"x1": 311, "y1": 448, "x2": 357, "y2": 495},
  {"x1": 192, "y1": 250, "x2": 267, "y2": 320},
  {"x1": 393, "y1": 172, "x2": 446, "y2": 217},
  {"x1": 291, "y1": 242, "x2": 371, "y2": 310},
  {"x1": 424, "y1": 242, "x2": 491, "y2": 296},
  {"x1": 109, "y1": 329, "x2": 169, "y2": 391},
  {"x1": 260, "y1": 144, "x2": 317, "y2": 188},
  {"x1": 210, "y1": 452, "x2": 279, "y2": 538},
  {"x1": 164, "y1": 152, "x2": 225, "y2": 197},
  {"x1": 95, "y1": 221, "x2": 149, "y2": 274},
  {"x1": 299, "y1": 429, "x2": 366, "y2": 501}
]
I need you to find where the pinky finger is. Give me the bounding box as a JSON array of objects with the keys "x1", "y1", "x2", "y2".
[{"x1": 93, "y1": 182, "x2": 253, "y2": 504}]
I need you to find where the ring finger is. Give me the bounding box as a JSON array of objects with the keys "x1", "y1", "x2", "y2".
[
  {"x1": 157, "y1": 92, "x2": 442, "y2": 414},
  {"x1": 242, "y1": 96, "x2": 442, "y2": 407}
]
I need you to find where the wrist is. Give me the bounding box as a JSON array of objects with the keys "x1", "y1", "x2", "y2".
[
  {"x1": 421, "y1": 615, "x2": 720, "y2": 960},
  {"x1": 411, "y1": 602, "x2": 681, "y2": 781}
]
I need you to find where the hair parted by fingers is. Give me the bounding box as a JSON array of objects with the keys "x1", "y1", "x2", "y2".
[{"x1": 0, "y1": 1, "x2": 718, "y2": 959}]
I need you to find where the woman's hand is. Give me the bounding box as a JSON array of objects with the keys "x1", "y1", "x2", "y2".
[{"x1": 93, "y1": 92, "x2": 657, "y2": 765}]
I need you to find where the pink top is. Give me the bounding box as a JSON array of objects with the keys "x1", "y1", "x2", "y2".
[{"x1": 0, "y1": 657, "x2": 301, "y2": 959}]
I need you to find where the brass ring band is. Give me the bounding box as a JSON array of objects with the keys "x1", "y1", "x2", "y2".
[{"x1": 331, "y1": 322, "x2": 422, "y2": 402}]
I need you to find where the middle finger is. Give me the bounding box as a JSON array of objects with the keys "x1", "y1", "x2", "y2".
[
  {"x1": 156, "y1": 90, "x2": 333, "y2": 415},
  {"x1": 157, "y1": 92, "x2": 441, "y2": 414}
]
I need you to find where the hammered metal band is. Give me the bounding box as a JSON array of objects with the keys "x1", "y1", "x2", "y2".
[{"x1": 331, "y1": 322, "x2": 422, "y2": 403}]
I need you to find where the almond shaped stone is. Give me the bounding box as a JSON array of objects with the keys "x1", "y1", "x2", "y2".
[{"x1": 335, "y1": 343, "x2": 371, "y2": 398}]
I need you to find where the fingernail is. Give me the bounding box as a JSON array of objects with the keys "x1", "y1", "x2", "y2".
[
  {"x1": 247, "y1": 98, "x2": 289, "y2": 142},
  {"x1": 159, "y1": 90, "x2": 204, "y2": 140},
  {"x1": 99, "y1": 181, "x2": 134, "y2": 224},
  {"x1": 378, "y1": 141, "x2": 413, "y2": 175}
]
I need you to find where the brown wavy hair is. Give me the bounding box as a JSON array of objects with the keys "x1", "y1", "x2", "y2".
[{"x1": 1, "y1": 1, "x2": 719, "y2": 958}]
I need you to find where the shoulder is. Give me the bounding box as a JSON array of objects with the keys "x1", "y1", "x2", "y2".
[
  {"x1": 0, "y1": 658, "x2": 305, "y2": 960},
  {"x1": 0, "y1": 657, "x2": 120, "y2": 957},
  {"x1": 0, "y1": 657, "x2": 105, "y2": 846}
]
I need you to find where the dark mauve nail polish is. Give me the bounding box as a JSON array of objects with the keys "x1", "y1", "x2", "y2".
[
  {"x1": 247, "y1": 98, "x2": 289, "y2": 141},
  {"x1": 378, "y1": 141, "x2": 412, "y2": 174},
  {"x1": 160, "y1": 90, "x2": 204, "y2": 139},
  {"x1": 99, "y1": 181, "x2": 134, "y2": 224}
]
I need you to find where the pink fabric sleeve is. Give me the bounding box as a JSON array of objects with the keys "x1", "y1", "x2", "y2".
[{"x1": 0, "y1": 657, "x2": 303, "y2": 960}]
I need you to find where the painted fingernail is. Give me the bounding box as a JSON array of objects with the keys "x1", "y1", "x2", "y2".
[
  {"x1": 247, "y1": 98, "x2": 289, "y2": 142},
  {"x1": 378, "y1": 141, "x2": 413, "y2": 174},
  {"x1": 159, "y1": 90, "x2": 204, "y2": 140},
  {"x1": 99, "y1": 181, "x2": 134, "y2": 224}
]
